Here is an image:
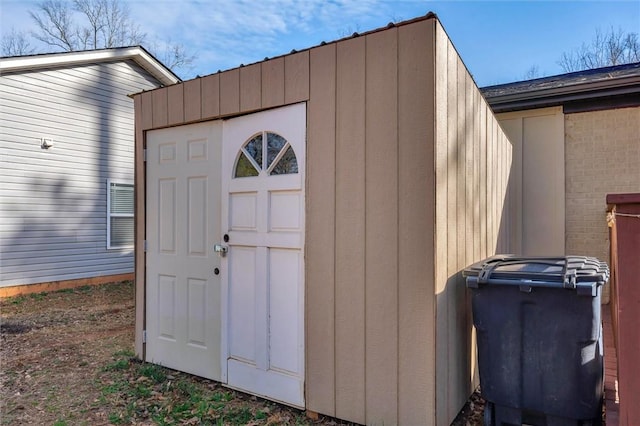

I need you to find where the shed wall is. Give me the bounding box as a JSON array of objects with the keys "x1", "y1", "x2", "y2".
[
  {"x1": 135, "y1": 18, "x2": 437, "y2": 425},
  {"x1": 312, "y1": 21, "x2": 438, "y2": 425},
  {"x1": 135, "y1": 16, "x2": 512, "y2": 426},
  {"x1": 394, "y1": 21, "x2": 435, "y2": 425},
  {"x1": 434, "y1": 22, "x2": 512, "y2": 425},
  {"x1": 0, "y1": 60, "x2": 161, "y2": 287},
  {"x1": 496, "y1": 107, "x2": 565, "y2": 256}
]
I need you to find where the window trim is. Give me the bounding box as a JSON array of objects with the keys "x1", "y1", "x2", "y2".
[{"x1": 106, "y1": 179, "x2": 134, "y2": 250}]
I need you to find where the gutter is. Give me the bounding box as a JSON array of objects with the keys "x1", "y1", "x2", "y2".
[{"x1": 482, "y1": 73, "x2": 640, "y2": 113}]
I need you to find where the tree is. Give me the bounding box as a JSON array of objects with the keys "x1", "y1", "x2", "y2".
[
  {"x1": 147, "y1": 38, "x2": 196, "y2": 72},
  {"x1": 558, "y1": 27, "x2": 640, "y2": 72},
  {"x1": 29, "y1": 0, "x2": 146, "y2": 50},
  {"x1": 12, "y1": 0, "x2": 194, "y2": 76},
  {"x1": 1, "y1": 28, "x2": 35, "y2": 56},
  {"x1": 523, "y1": 65, "x2": 541, "y2": 80},
  {"x1": 29, "y1": 0, "x2": 77, "y2": 51}
]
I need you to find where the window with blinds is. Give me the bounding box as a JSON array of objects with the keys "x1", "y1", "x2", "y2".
[{"x1": 107, "y1": 180, "x2": 134, "y2": 249}]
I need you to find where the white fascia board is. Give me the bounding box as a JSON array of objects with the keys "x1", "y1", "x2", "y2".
[{"x1": 0, "y1": 47, "x2": 180, "y2": 86}]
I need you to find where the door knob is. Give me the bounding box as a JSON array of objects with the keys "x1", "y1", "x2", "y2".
[{"x1": 214, "y1": 244, "x2": 228, "y2": 257}]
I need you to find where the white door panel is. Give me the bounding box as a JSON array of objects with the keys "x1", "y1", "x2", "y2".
[
  {"x1": 269, "y1": 248, "x2": 302, "y2": 373},
  {"x1": 228, "y1": 246, "x2": 257, "y2": 363},
  {"x1": 146, "y1": 121, "x2": 222, "y2": 381},
  {"x1": 221, "y1": 103, "x2": 306, "y2": 408},
  {"x1": 269, "y1": 191, "x2": 302, "y2": 231},
  {"x1": 229, "y1": 192, "x2": 258, "y2": 231}
]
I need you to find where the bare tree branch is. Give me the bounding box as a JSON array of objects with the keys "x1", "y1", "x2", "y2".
[
  {"x1": 30, "y1": 0, "x2": 77, "y2": 51},
  {"x1": 100, "y1": 0, "x2": 145, "y2": 47},
  {"x1": 622, "y1": 32, "x2": 640, "y2": 64},
  {"x1": 147, "y1": 38, "x2": 196, "y2": 76},
  {"x1": 73, "y1": 0, "x2": 106, "y2": 49},
  {"x1": 30, "y1": 0, "x2": 147, "y2": 51},
  {"x1": 559, "y1": 26, "x2": 640, "y2": 72},
  {"x1": 1, "y1": 28, "x2": 35, "y2": 56},
  {"x1": 25, "y1": 0, "x2": 189, "y2": 76},
  {"x1": 163, "y1": 42, "x2": 196, "y2": 70},
  {"x1": 523, "y1": 65, "x2": 541, "y2": 80}
]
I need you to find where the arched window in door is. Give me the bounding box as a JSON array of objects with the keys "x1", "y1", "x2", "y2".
[{"x1": 234, "y1": 131, "x2": 298, "y2": 178}]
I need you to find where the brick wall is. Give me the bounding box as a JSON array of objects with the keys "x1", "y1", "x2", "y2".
[{"x1": 565, "y1": 106, "x2": 640, "y2": 300}]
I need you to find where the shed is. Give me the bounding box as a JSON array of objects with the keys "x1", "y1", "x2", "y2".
[
  {"x1": 0, "y1": 47, "x2": 179, "y2": 297},
  {"x1": 133, "y1": 14, "x2": 511, "y2": 425}
]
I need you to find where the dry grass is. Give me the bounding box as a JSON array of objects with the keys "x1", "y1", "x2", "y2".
[
  {"x1": 1, "y1": 280, "x2": 482, "y2": 425},
  {"x1": 0, "y1": 281, "x2": 354, "y2": 425}
]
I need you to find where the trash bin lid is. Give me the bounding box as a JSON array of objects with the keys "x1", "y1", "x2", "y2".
[{"x1": 462, "y1": 255, "x2": 609, "y2": 294}]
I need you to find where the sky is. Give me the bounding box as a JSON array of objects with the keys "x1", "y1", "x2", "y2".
[{"x1": 1, "y1": 0, "x2": 639, "y2": 86}]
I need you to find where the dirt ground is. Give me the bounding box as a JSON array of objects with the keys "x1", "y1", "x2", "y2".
[
  {"x1": 0, "y1": 281, "x2": 482, "y2": 425},
  {"x1": 1, "y1": 282, "x2": 138, "y2": 425}
]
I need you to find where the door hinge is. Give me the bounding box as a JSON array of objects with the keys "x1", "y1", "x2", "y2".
[
  {"x1": 142, "y1": 330, "x2": 147, "y2": 343},
  {"x1": 143, "y1": 148, "x2": 147, "y2": 162},
  {"x1": 143, "y1": 240, "x2": 148, "y2": 252}
]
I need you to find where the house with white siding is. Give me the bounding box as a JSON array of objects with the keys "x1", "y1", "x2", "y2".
[{"x1": 0, "y1": 47, "x2": 179, "y2": 296}]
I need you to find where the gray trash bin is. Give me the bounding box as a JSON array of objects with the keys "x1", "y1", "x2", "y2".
[{"x1": 463, "y1": 255, "x2": 609, "y2": 426}]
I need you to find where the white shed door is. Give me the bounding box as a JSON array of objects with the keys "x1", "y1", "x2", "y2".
[
  {"x1": 146, "y1": 121, "x2": 222, "y2": 380},
  {"x1": 221, "y1": 103, "x2": 306, "y2": 408}
]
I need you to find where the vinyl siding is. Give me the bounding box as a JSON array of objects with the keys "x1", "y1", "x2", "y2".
[{"x1": 0, "y1": 59, "x2": 162, "y2": 287}]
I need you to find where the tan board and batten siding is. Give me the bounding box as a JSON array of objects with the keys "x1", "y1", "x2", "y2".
[
  {"x1": 434, "y1": 22, "x2": 511, "y2": 423},
  {"x1": 134, "y1": 15, "x2": 511, "y2": 426},
  {"x1": 497, "y1": 107, "x2": 565, "y2": 256}
]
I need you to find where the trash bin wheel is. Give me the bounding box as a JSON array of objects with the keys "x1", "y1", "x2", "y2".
[
  {"x1": 582, "y1": 395, "x2": 603, "y2": 426},
  {"x1": 483, "y1": 401, "x2": 494, "y2": 426},
  {"x1": 582, "y1": 416, "x2": 603, "y2": 426}
]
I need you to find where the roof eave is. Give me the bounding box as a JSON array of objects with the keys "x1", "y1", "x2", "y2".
[
  {"x1": 0, "y1": 47, "x2": 180, "y2": 86},
  {"x1": 130, "y1": 47, "x2": 181, "y2": 86},
  {"x1": 485, "y1": 75, "x2": 640, "y2": 113}
]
